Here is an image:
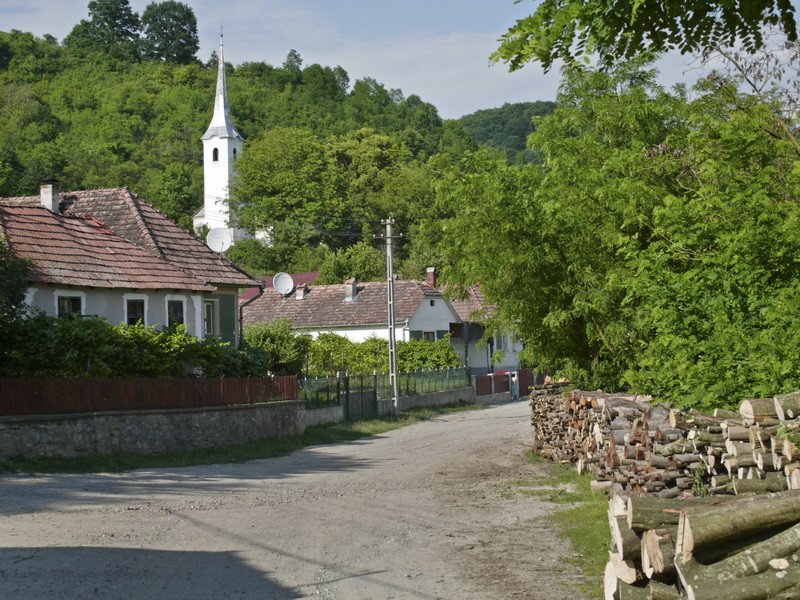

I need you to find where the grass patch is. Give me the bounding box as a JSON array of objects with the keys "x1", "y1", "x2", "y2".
[
  {"x1": 500, "y1": 449, "x2": 609, "y2": 598},
  {"x1": 0, "y1": 401, "x2": 484, "y2": 475}
]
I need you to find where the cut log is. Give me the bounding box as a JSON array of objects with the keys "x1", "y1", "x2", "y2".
[
  {"x1": 641, "y1": 527, "x2": 677, "y2": 577},
  {"x1": 775, "y1": 391, "x2": 800, "y2": 422},
  {"x1": 646, "y1": 581, "x2": 685, "y2": 600},
  {"x1": 675, "y1": 489, "x2": 800, "y2": 558},
  {"x1": 740, "y1": 398, "x2": 779, "y2": 425},
  {"x1": 676, "y1": 552, "x2": 800, "y2": 600},
  {"x1": 609, "y1": 549, "x2": 643, "y2": 584},
  {"x1": 714, "y1": 408, "x2": 742, "y2": 420},
  {"x1": 604, "y1": 558, "x2": 619, "y2": 600},
  {"x1": 611, "y1": 515, "x2": 643, "y2": 561},
  {"x1": 627, "y1": 496, "x2": 714, "y2": 531},
  {"x1": 733, "y1": 475, "x2": 788, "y2": 495}
]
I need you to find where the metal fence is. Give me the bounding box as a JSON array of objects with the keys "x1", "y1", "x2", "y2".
[
  {"x1": 376, "y1": 367, "x2": 471, "y2": 399},
  {"x1": 300, "y1": 367, "x2": 472, "y2": 416},
  {"x1": 0, "y1": 376, "x2": 298, "y2": 417}
]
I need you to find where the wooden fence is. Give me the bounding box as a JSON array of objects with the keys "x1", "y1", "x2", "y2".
[{"x1": 0, "y1": 376, "x2": 299, "y2": 416}]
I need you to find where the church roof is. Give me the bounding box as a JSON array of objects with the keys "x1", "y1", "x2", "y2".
[
  {"x1": 201, "y1": 37, "x2": 243, "y2": 142},
  {"x1": 1, "y1": 188, "x2": 256, "y2": 288},
  {"x1": 0, "y1": 203, "x2": 213, "y2": 292}
]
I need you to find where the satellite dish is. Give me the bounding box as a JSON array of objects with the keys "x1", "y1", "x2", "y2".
[
  {"x1": 206, "y1": 228, "x2": 232, "y2": 253},
  {"x1": 273, "y1": 272, "x2": 295, "y2": 296}
]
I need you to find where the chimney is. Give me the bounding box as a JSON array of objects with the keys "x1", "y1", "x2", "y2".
[
  {"x1": 344, "y1": 277, "x2": 358, "y2": 302},
  {"x1": 295, "y1": 283, "x2": 308, "y2": 300},
  {"x1": 40, "y1": 183, "x2": 60, "y2": 212},
  {"x1": 426, "y1": 266, "x2": 437, "y2": 287}
]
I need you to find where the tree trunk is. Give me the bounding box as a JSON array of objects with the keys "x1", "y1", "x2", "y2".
[
  {"x1": 676, "y1": 490, "x2": 800, "y2": 557},
  {"x1": 676, "y1": 553, "x2": 800, "y2": 600}
]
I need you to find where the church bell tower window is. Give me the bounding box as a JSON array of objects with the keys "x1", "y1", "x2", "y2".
[{"x1": 212, "y1": 147, "x2": 219, "y2": 161}]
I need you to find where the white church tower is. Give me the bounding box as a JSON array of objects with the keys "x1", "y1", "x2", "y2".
[{"x1": 194, "y1": 35, "x2": 246, "y2": 244}]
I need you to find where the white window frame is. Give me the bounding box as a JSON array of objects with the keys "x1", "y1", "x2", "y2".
[
  {"x1": 53, "y1": 290, "x2": 86, "y2": 318},
  {"x1": 423, "y1": 331, "x2": 436, "y2": 343},
  {"x1": 123, "y1": 293, "x2": 149, "y2": 326},
  {"x1": 204, "y1": 299, "x2": 220, "y2": 337},
  {"x1": 165, "y1": 295, "x2": 188, "y2": 328}
]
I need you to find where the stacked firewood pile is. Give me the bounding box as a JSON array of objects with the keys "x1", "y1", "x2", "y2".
[
  {"x1": 530, "y1": 389, "x2": 800, "y2": 498},
  {"x1": 604, "y1": 489, "x2": 800, "y2": 599}
]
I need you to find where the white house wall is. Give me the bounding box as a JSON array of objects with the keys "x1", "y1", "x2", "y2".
[
  {"x1": 25, "y1": 286, "x2": 204, "y2": 337},
  {"x1": 303, "y1": 325, "x2": 410, "y2": 343},
  {"x1": 406, "y1": 297, "x2": 459, "y2": 337}
]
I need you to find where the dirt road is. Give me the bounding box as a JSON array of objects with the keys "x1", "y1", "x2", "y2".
[{"x1": 0, "y1": 401, "x2": 591, "y2": 599}]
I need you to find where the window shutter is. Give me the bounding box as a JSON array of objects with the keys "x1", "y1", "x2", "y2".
[
  {"x1": 436, "y1": 330, "x2": 449, "y2": 340},
  {"x1": 409, "y1": 330, "x2": 423, "y2": 341}
]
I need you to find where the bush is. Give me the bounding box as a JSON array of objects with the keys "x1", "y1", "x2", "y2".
[
  {"x1": 305, "y1": 332, "x2": 461, "y2": 376},
  {"x1": 1, "y1": 312, "x2": 267, "y2": 378}
]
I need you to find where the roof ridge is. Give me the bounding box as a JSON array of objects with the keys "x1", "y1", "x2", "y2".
[{"x1": 124, "y1": 188, "x2": 169, "y2": 262}]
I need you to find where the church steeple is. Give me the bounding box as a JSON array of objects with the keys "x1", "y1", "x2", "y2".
[
  {"x1": 202, "y1": 35, "x2": 243, "y2": 142},
  {"x1": 194, "y1": 34, "x2": 245, "y2": 240}
]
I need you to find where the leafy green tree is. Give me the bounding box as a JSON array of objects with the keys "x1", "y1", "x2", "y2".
[
  {"x1": 433, "y1": 61, "x2": 686, "y2": 389},
  {"x1": 317, "y1": 241, "x2": 385, "y2": 284},
  {"x1": 229, "y1": 127, "x2": 347, "y2": 245},
  {"x1": 243, "y1": 318, "x2": 312, "y2": 375},
  {"x1": 64, "y1": 0, "x2": 141, "y2": 62},
  {"x1": 140, "y1": 1, "x2": 199, "y2": 64},
  {"x1": 493, "y1": 0, "x2": 797, "y2": 72},
  {"x1": 0, "y1": 237, "x2": 31, "y2": 339}
]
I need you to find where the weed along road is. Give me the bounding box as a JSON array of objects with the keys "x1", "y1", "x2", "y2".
[{"x1": 0, "y1": 401, "x2": 591, "y2": 599}]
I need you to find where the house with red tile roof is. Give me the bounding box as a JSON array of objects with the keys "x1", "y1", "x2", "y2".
[
  {"x1": 242, "y1": 277, "x2": 460, "y2": 344},
  {"x1": 1, "y1": 185, "x2": 257, "y2": 345}
]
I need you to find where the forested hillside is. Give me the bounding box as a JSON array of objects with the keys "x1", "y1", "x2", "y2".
[{"x1": 458, "y1": 101, "x2": 556, "y2": 163}]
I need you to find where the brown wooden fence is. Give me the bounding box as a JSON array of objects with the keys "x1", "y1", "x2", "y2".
[
  {"x1": 474, "y1": 375, "x2": 493, "y2": 396},
  {"x1": 0, "y1": 376, "x2": 299, "y2": 417}
]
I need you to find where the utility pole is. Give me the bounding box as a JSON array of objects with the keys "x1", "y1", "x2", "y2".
[{"x1": 376, "y1": 218, "x2": 401, "y2": 415}]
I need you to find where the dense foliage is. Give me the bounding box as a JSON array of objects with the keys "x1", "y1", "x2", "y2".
[
  {"x1": 1, "y1": 314, "x2": 268, "y2": 378},
  {"x1": 458, "y1": 101, "x2": 556, "y2": 163},
  {"x1": 434, "y1": 61, "x2": 800, "y2": 409},
  {"x1": 306, "y1": 332, "x2": 460, "y2": 377},
  {"x1": 0, "y1": 237, "x2": 31, "y2": 340},
  {"x1": 242, "y1": 323, "x2": 460, "y2": 377},
  {"x1": 493, "y1": 0, "x2": 797, "y2": 72},
  {"x1": 0, "y1": 20, "x2": 479, "y2": 275}
]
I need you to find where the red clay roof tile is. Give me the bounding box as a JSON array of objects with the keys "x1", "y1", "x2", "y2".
[
  {"x1": 242, "y1": 279, "x2": 442, "y2": 328},
  {"x1": 0, "y1": 204, "x2": 214, "y2": 292}
]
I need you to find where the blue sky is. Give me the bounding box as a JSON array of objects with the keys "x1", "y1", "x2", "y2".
[{"x1": 0, "y1": 0, "x2": 699, "y2": 119}]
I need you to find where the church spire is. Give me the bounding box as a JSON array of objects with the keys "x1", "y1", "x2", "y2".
[{"x1": 202, "y1": 34, "x2": 243, "y2": 141}]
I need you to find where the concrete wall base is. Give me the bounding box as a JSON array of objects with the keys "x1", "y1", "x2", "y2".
[
  {"x1": 305, "y1": 405, "x2": 344, "y2": 427},
  {"x1": 0, "y1": 400, "x2": 305, "y2": 460}
]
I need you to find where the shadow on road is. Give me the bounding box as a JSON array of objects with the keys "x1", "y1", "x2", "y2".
[
  {"x1": 0, "y1": 447, "x2": 381, "y2": 516},
  {"x1": 0, "y1": 546, "x2": 300, "y2": 599}
]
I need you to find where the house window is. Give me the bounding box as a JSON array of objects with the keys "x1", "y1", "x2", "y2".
[
  {"x1": 212, "y1": 147, "x2": 219, "y2": 162},
  {"x1": 204, "y1": 300, "x2": 219, "y2": 336},
  {"x1": 495, "y1": 335, "x2": 506, "y2": 351},
  {"x1": 423, "y1": 331, "x2": 436, "y2": 343},
  {"x1": 429, "y1": 299, "x2": 435, "y2": 307},
  {"x1": 167, "y1": 300, "x2": 184, "y2": 327},
  {"x1": 126, "y1": 299, "x2": 145, "y2": 325},
  {"x1": 57, "y1": 296, "x2": 82, "y2": 319}
]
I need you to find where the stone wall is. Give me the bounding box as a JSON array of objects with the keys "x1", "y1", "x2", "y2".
[
  {"x1": 0, "y1": 400, "x2": 305, "y2": 460},
  {"x1": 376, "y1": 386, "x2": 505, "y2": 416}
]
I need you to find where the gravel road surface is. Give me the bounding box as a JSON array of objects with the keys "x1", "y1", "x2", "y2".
[{"x1": 0, "y1": 400, "x2": 591, "y2": 599}]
